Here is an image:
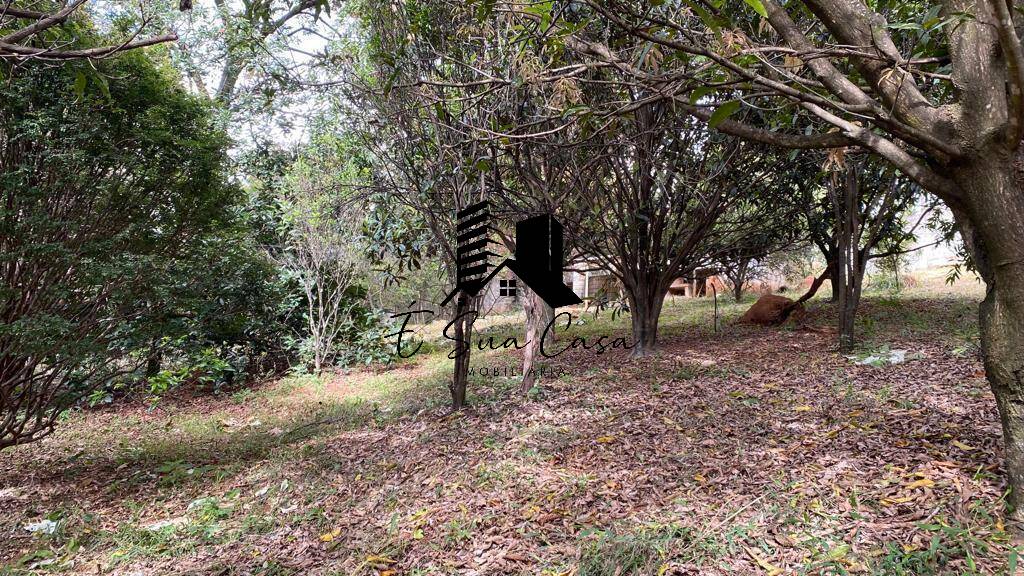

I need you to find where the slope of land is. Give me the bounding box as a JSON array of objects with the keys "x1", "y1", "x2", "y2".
[{"x1": 1, "y1": 279, "x2": 1016, "y2": 575}]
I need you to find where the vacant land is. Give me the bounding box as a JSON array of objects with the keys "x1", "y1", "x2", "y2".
[{"x1": 1, "y1": 276, "x2": 1017, "y2": 575}]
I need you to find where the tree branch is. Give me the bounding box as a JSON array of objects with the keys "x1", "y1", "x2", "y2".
[
  {"x1": 803, "y1": 0, "x2": 943, "y2": 133},
  {"x1": 1, "y1": 0, "x2": 87, "y2": 44},
  {"x1": 990, "y1": 0, "x2": 1024, "y2": 148},
  {"x1": 0, "y1": 6, "x2": 46, "y2": 19},
  {"x1": 801, "y1": 101, "x2": 960, "y2": 202},
  {"x1": 672, "y1": 100, "x2": 855, "y2": 149},
  {"x1": 0, "y1": 33, "x2": 177, "y2": 60}
]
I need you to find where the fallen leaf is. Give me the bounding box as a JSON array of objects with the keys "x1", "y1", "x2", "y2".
[
  {"x1": 744, "y1": 545, "x2": 783, "y2": 575},
  {"x1": 951, "y1": 440, "x2": 975, "y2": 451},
  {"x1": 827, "y1": 544, "x2": 851, "y2": 560},
  {"x1": 774, "y1": 533, "x2": 796, "y2": 547},
  {"x1": 319, "y1": 528, "x2": 341, "y2": 542},
  {"x1": 905, "y1": 478, "x2": 935, "y2": 490}
]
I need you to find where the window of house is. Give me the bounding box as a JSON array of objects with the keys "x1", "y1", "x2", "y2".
[{"x1": 499, "y1": 278, "x2": 517, "y2": 298}]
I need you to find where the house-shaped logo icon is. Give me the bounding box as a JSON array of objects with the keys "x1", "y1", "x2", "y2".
[{"x1": 441, "y1": 202, "x2": 582, "y2": 309}]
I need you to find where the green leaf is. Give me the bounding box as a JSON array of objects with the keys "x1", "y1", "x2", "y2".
[
  {"x1": 73, "y1": 71, "x2": 87, "y2": 98},
  {"x1": 688, "y1": 86, "x2": 715, "y2": 104},
  {"x1": 682, "y1": 0, "x2": 721, "y2": 30},
  {"x1": 561, "y1": 104, "x2": 590, "y2": 118},
  {"x1": 707, "y1": 100, "x2": 741, "y2": 129},
  {"x1": 94, "y1": 73, "x2": 111, "y2": 101},
  {"x1": 475, "y1": 0, "x2": 496, "y2": 21},
  {"x1": 743, "y1": 0, "x2": 767, "y2": 18},
  {"x1": 523, "y1": 1, "x2": 552, "y2": 20}
]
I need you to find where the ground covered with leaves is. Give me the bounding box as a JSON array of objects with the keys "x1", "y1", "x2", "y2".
[{"x1": 2, "y1": 283, "x2": 1019, "y2": 575}]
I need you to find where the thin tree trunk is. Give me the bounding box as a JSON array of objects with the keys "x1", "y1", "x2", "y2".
[
  {"x1": 732, "y1": 259, "x2": 749, "y2": 302},
  {"x1": 829, "y1": 269, "x2": 841, "y2": 303},
  {"x1": 825, "y1": 252, "x2": 841, "y2": 303},
  {"x1": 834, "y1": 254, "x2": 852, "y2": 351},
  {"x1": 520, "y1": 285, "x2": 553, "y2": 394},
  {"x1": 832, "y1": 163, "x2": 860, "y2": 352},
  {"x1": 794, "y1": 264, "x2": 831, "y2": 304},
  {"x1": 450, "y1": 294, "x2": 477, "y2": 409},
  {"x1": 838, "y1": 281, "x2": 859, "y2": 352},
  {"x1": 145, "y1": 341, "x2": 162, "y2": 378}
]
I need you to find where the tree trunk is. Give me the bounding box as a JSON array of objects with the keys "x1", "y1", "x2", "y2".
[
  {"x1": 794, "y1": 264, "x2": 831, "y2": 305},
  {"x1": 831, "y1": 163, "x2": 862, "y2": 353},
  {"x1": 980, "y1": 266, "x2": 1024, "y2": 523},
  {"x1": 829, "y1": 286, "x2": 841, "y2": 303},
  {"x1": 730, "y1": 258, "x2": 749, "y2": 302},
  {"x1": 145, "y1": 343, "x2": 162, "y2": 378},
  {"x1": 837, "y1": 274, "x2": 862, "y2": 353},
  {"x1": 833, "y1": 245, "x2": 853, "y2": 351},
  {"x1": 825, "y1": 252, "x2": 841, "y2": 303},
  {"x1": 449, "y1": 294, "x2": 477, "y2": 410},
  {"x1": 520, "y1": 285, "x2": 553, "y2": 394},
  {"x1": 952, "y1": 151, "x2": 1024, "y2": 523},
  {"x1": 626, "y1": 284, "x2": 667, "y2": 357}
]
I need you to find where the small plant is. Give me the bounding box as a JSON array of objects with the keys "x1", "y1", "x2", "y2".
[
  {"x1": 187, "y1": 496, "x2": 233, "y2": 524},
  {"x1": 577, "y1": 524, "x2": 691, "y2": 576},
  {"x1": 231, "y1": 388, "x2": 256, "y2": 404},
  {"x1": 444, "y1": 516, "x2": 478, "y2": 545},
  {"x1": 672, "y1": 364, "x2": 701, "y2": 381},
  {"x1": 872, "y1": 521, "x2": 995, "y2": 575},
  {"x1": 148, "y1": 368, "x2": 187, "y2": 396}
]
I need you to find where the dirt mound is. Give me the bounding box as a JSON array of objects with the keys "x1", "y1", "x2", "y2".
[
  {"x1": 900, "y1": 274, "x2": 920, "y2": 288},
  {"x1": 737, "y1": 294, "x2": 803, "y2": 325}
]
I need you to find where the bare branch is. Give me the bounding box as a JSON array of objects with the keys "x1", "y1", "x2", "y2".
[
  {"x1": 0, "y1": 33, "x2": 177, "y2": 61},
  {"x1": 1, "y1": 0, "x2": 88, "y2": 44},
  {"x1": 670, "y1": 99, "x2": 855, "y2": 149},
  {"x1": 801, "y1": 102, "x2": 960, "y2": 203},
  {"x1": 0, "y1": 6, "x2": 47, "y2": 19}
]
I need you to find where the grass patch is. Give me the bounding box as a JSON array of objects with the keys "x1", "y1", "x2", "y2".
[{"x1": 577, "y1": 523, "x2": 707, "y2": 576}]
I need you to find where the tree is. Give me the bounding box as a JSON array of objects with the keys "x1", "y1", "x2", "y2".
[
  {"x1": 0, "y1": 0, "x2": 175, "y2": 61},
  {"x1": 718, "y1": 233, "x2": 787, "y2": 303},
  {"x1": 346, "y1": 0, "x2": 497, "y2": 408},
  {"x1": 0, "y1": 49, "x2": 234, "y2": 448},
  {"x1": 277, "y1": 136, "x2": 368, "y2": 374},
  {"x1": 166, "y1": 0, "x2": 335, "y2": 126},
  {"x1": 823, "y1": 154, "x2": 937, "y2": 350},
  {"x1": 535, "y1": 0, "x2": 1024, "y2": 517},
  {"x1": 786, "y1": 151, "x2": 938, "y2": 348},
  {"x1": 137, "y1": 221, "x2": 291, "y2": 388},
  {"x1": 498, "y1": 141, "x2": 577, "y2": 393},
  {"x1": 568, "y1": 107, "x2": 797, "y2": 356},
  {"x1": 279, "y1": 207, "x2": 363, "y2": 375}
]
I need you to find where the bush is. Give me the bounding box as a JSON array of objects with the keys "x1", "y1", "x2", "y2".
[{"x1": 0, "y1": 49, "x2": 236, "y2": 448}]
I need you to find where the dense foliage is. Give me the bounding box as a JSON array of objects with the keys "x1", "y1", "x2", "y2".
[{"x1": 0, "y1": 49, "x2": 282, "y2": 446}]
